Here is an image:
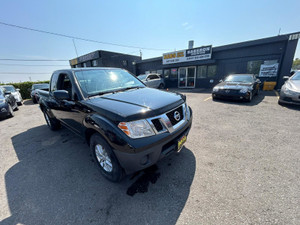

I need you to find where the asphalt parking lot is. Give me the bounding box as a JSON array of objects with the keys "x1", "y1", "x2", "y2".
[{"x1": 0, "y1": 90, "x2": 299, "y2": 225}]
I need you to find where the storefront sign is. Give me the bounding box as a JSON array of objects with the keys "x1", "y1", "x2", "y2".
[
  {"x1": 259, "y1": 63, "x2": 279, "y2": 77},
  {"x1": 69, "y1": 51, "x2": 100, "y2": 66},
  {"x1": 163, "y1": 45, "x2": 212, "y2": 65}
]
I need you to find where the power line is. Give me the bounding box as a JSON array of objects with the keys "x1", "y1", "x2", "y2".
[
  {"x1": 0, "y1": 21, "x2": 170, "y2": 51},
  {"x1": 0, "y1": 63, "x2": 69, "y2": 66},
  {"x1": 0, "y1": 72, "x2": 51, "y2": 74},
  {"x1": 0, "y1": 58, "x2": 68, "y2": 61}
]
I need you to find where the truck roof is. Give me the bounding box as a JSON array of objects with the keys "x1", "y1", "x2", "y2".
[{"x1": 54, "y1": 67, "x2": 124, "y2": 73}]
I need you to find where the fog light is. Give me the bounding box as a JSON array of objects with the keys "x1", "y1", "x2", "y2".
[
  {"x1": 1, "y1": 108, "x2": 7, "y2": 112},
  {"x1": 140, "y1": 155, "x2": 149, "y2": 165}
]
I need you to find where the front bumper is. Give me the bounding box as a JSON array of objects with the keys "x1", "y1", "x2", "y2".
[
  {"x1": 0, "y1": 104, "x2": 9, "y2": 118},
  {"x1": 279, "y1": 95, "x2": 300, "y2": 105},
  {"x1": 212, "y1": 90, "x2": 251, "y2": 100},
  {"x1": 114, "y1": 109, "x2": 193, "y2": 174}
]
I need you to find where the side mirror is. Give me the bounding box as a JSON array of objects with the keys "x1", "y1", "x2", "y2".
[
  {"x1": 219, "y1": 79, "x2": 223, "y2": 83},
  {"x1": 283, "y1": 76, "x2": 290, "y2": 81},
  {"x1": 16, "y1": 88, "x2": 20, "y2": 91},
  {"x1": 53, "y1": 90, "x2": 69, "y2": 100},
  {"x1": 4, "y1": 91, "x2": 11, "y2": 95}
]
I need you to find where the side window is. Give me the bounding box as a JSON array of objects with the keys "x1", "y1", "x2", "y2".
[
  {"x1": 50, "y1": 73, "x2": 59, "y2": 92},
  {"x1": 147, "y1": 75, "x2": 154, "y2": 80},
  {"x1": 57, "y1": 74, "x2": 73, "y2": 100}
]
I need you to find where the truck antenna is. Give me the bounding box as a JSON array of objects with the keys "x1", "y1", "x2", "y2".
[{"x1": 72, "y1": 39, "x2": 79, "y2": 58}]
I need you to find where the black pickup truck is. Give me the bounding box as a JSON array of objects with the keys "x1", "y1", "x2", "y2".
[{"x1": 39, "y1": 68, "x2": 192, "y2": 181}]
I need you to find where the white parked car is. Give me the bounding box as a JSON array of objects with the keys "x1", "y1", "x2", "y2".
[
  {"x1": 0, "y1": 85, "x2": 23, "y2": 105},
  {"x1": 137, "y1": 73, "x2": 165, "y2": 89}
]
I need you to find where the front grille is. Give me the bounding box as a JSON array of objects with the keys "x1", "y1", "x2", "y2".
[
  {"x1": 166, "y1": 105, "x2": 183, "y2": 126},
  {"x1": 220, "y1": 89, "x2": 240, "y2": 94},
  {"x1": 151, "y1": 119, "x2": 163, "y2": 132}
]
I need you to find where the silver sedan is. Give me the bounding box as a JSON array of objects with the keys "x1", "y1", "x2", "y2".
[{"x1": 278, "y1": 71, "x2": 300, "y2": 105}]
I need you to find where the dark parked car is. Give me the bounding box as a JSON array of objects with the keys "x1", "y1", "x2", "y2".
[
  {"x1": 0, "y1": 87, "x2": 18, "y2": 119},
  {"x1": 212, "y1": 74, "x2": 261, "y2": 102},
  {"x1": 39, "y1": 68, "x2": 192, "y2": 182},
  {"x1": 30, "y1": 83, "x2": 49, "y2": 103},
  {"x1": 278, "y1": 70, "x2": 300, "y2": 105}
]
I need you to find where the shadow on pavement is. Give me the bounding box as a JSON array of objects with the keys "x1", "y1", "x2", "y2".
[
  {"x1": 279, "y1": 103, "x2": 300, "y2": 111},
  {"x1": 23, "y1": 100, "x2": 34, "y2": 106},
  {"x1": 2, "y1": 125, "x2": 195, "y2": 225},
  {"x1": 212, "y1": 93, "x2": 265, "y2": 106}
]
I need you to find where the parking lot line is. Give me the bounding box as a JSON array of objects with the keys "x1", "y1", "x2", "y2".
[
  {"x1": 273, "y1": 90, "x2": 280, "y2": 99},
  {"x1": 204, "y1": 96, "x2": 212, "y2": 101}
]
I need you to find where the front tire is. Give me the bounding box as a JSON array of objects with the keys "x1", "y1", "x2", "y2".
[
  {"x1": 90, "y1": 133, "x2": 123, "y2": 182},
  {"x1": 32, "y1": 97, "x2": 37, "y2": 104},
  {"x1": 8, "y1": 104, "x2": 14, "y2": 118},
  {"x1": 247, "y1": 92, "x2": 253, "y2": 102},
  {"x1": 43, "y1": 110, "x2": 61, "y2": 130}
]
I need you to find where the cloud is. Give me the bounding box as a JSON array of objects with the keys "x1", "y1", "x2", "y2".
[{"x1": 182, "y1": 22, "x2": 193, "y2": 30}]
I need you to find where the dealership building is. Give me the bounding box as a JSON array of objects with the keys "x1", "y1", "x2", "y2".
[{"x1": 70, "y1": 32, "x2": 299, "y2": 89}]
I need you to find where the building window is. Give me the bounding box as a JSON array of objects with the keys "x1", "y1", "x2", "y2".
[
  {"x1": 151, "y1": 70, "x2": 157, "y2": 73},
  {"x1": 247, "y1": 60, "x2": 263, "y2": 74},
  {"x1": 197, "y1": 66, "x2": 207, "y2": 78},
  {"x1": 164, "y1": 69, "x2": 170, "y2": 79},
  {"x1": 92, "y1": 60, "x2": 98, "y2": 67},
  {"x1": 157, "y1": 70, "x2": 163, "y2": 75},
  {"x1": 197, "y1": 65, "x2": 217, "y2": 78},
  {"x1": 83, "y1": 62, "x2": 87, "y2": 67},
  {"x1": 207, "y1": 65, "x2": 217, "y2": 78},
  {"x1": 170, "y1": 68, "x2": 177, "y2": 79}
]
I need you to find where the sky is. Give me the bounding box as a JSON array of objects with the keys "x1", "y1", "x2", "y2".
[{"x1": 0, "y1": 0, "x2": 300, "y2": 83}]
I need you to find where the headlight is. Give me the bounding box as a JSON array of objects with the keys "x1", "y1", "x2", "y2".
[
  {"x1": 118, "y1": 120, "x2": 155, "y2": 138},
  {"x1": 185, "y1": 103, "x2": 190, "y2": 120},
  {"x1": 283, "y1": 86, "x2": 297, "y2": 96},
  {"x1": 239, "y1": 88, "x2": 248, "y2": 93},
  {"x1": 213, "y1": 87, "x2": 219, "y2": 92}
]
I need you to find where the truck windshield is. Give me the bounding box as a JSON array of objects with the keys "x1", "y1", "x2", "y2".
[{"x1": 75, "y1": 69, "x2": 145, "y2": 97}]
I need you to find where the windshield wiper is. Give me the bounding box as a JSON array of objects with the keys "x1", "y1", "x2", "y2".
[
  {"x1": 113, "y1": 86, "x2": 144, "y2": 93},
  {"x1": 88, "y1": 91, "x2": 114, "y2": 98}
]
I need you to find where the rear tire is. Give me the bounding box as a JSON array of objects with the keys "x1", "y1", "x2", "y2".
[
  {"x1": 158, "y1": 83, "x2": 164, "y2": 89},
  {"x1": 43, "y1": 110, "x2": 61, "y2": 130},
  {"x1": 90, "y1": 133, "x2": 123, "y2": 182}
]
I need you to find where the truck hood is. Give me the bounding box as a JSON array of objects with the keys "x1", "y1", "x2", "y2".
[{"x1": 86, "y1": 88, "x2": 184, "y2": 122}]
